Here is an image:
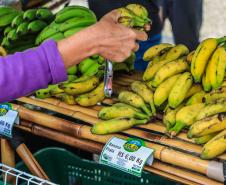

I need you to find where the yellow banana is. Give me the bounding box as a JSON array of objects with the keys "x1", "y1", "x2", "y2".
[
  {"x1": 131, "y1": 81, "x2": 156, "y2": 115},
  {"x1": 195, "y1": 101, "x2": 226, "y2": 121},
  {"x1": 186, "y1": 50, "x2": 195, "y2": 64},
  {"x1": 201, "y1": 129, "x2": 226, "y2": 159},
  {"x1": 184, "y1": 84, "x2": 203, "y2": 99},
  {"x1": 191, "y1": 38, "x2": 218, "y2": 82},
  {"x1": 59, "y1": 76, "x2": 99, "y2": 95},
  {"x1": 76, "y1": 82, "x2": 105, "y2": 107},
  {"x1": 56, "y1": 93, "x2": 76, "y2": 105},
  {"x1": 0, "y1": 46, "x2": 7, "y2": 56},
  {"x1": 169, "y1": 103, "x2": 205, "y2": 136},
  {"x1": 186, "y1": 91, "x2": 206, "y2": 105},
  {"x1": 188, "y1": 113, "x2": 226, "y2": 138},
  {"x1": 142, "y1": 44, "x2": 189, "y2": 81},
  {"x1": 194, "y1": 132, "x2": 218, "y2": 145},
  {"x1": 204, "y1": 86, "x2": 226, "y2": 104},
  {"x1": 206, "y1": 46, "x2": 226, "y2": 90},
  {"x1": 118, "y1": 91, "x2": 151, "y2": 116},
  {"x1": 91, "y1": 118, "x2": 148, "y2": 135},
  {"x1": 49, "y1": 85, "x2": 64, "y2": 95},
  {"x1": 126, "y1": 4, "x2": 148, "y2": 20},
  {"x1": 151, "y1": 58, "x2": 189, "y2": 87},
  {"x1": 154, "y1": 74, "x2": 181, "y2": 107},
  {"x1": 143, "y1": 43, "x2": 173, "y2": 61},
  {"x1": 202, "y1": 72, "x2": 211, "y2": 92},
  {"x1": 168, "y1": 72, "x2": 193, "y2": 108}
]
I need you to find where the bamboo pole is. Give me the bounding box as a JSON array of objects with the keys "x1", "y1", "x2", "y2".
[
  {"x1": 17, "y1": 122, "x2": 222, "y2": 185},
  {"x1": 1, "y1": 139, "x2": 16, "y2": 184}
]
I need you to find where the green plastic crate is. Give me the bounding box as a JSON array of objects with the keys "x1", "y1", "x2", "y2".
[{"x1": 15, "y1": 147, "x2": 176, "y2": 185}]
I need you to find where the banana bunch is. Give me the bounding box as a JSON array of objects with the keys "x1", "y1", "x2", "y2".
[
  {"x1": 1, "y1": 7, "x2": 54, "y2": 54},
  {"x1": 117, "y1": 4, "x2": 151, "y2": 31},
  {"x1": 35, "y1": 6, "x2": 96, "y2": 45}
]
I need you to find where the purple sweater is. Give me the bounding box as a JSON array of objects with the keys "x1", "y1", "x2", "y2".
[{"x1": 0, "y1": 40, "x2": 67, "y2": 103}]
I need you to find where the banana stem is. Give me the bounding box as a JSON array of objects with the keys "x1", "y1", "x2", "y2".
[
  {"x1": 166, "y1": 121, "x2": 175, "y2": 131},
  {"x1": 133, "y1": 119, "x2": 148, "y2": 125},
  {"x1": 217, "y1": 36, "x2": 226, "y2": 44},
  {"x1": 169, "y1": 122, "x2": 186, "y2": 136},
  {"x1": 149, "y1": 101, "x2": 156, "y2": 115},
  {"x1": 187, "y1": 130, "x2": 194, "y2": 139},
  {"x1": 141, "y1": 105, "x2": 152, "y2": 116},
  {"x1": 134, "y1": 112, "x2": 149, "y2": 119}
]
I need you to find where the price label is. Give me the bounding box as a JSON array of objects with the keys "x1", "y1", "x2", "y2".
[
  {"x1": 0, "y1": 103, "x2": 19, "y2": 138},
  {"x1": 99, "y1": 137, "x2": 154, "y2": 177}
]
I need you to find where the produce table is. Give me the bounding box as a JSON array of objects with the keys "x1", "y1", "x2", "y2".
[{"x1": 10, "y1": 72, "x2": 224, "y2": 185}]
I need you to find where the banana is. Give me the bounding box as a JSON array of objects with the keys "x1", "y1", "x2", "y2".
[
  {"x1": 169, "y1": 103, "x2": 205, "y2": 136},
  {"x1": 131, "y1": 81, "x2": 156, "y2": 115},
  {"x1": 188, "y1": 113, "x2": 226, "y2": 138},
  {"x1": 184, "y1": 84, "x2": 203, "y2": 99},
  {"x1": 113, "y1": 62, "x2": 129, "y2": 72},
  {"x1": 168, "y1": 72, "x2": 193, "y2": 108},
  {"x1": 194, "y1": 132, "x2": 218, "y2": 145},
  {"x1": 142, "y1": 44, "x2": 189, "y2": 81},
  {"x1": 11, "y1": 13, "x2": 24, "y2": 28},
  {"x1": 201, "y1": 129, "x2": 226, "y2": 159},
  {"x1": 0, "y1": 46, "x2": 7, "y2": 56},
  {"x1": 91, "y1": 118, "x2": 147, "y2": 135},
  {"x1": 118, "y1": 91, "x2": 152, "y2": 116},
  {"x1": 143, "y1": 43, "x2": 173, "y2": 61},
  {"x1": 151, "y1": 58, "x2": 189, "y2": 87},
  {"x1": 186, "y1": 50, "x2": 195, "y2": 64},
  {"x1": 206, "y1": 46, "x2": 226, "y2": 90},
  {"x1": 61, "y1": 94, "x2": 76, "y2": 105},
  {"x1": 7, "y1": 29, "x2": 18, "y2": 42},
  {"x1": 83, "y1": 62, "x2": 104, "y2": 77},
  {"x1": 35, "y1": 26, "x2": 59, "y2": 45},
  {"x1": 63, "y1": 27, "x2": 84, "y2": 37},
  {"x1": 1, "y1": 37, "x2": 10, "y2": 48},
  {"x1": 154, "y1": 74, "x2": 181, "y2": 107},
  {"x1": 124, "y1": 52, "x2": 136, "y2": 71},
  {"x1": 60, "y1": 76, "x2": 99, "y2": 95},
  {"x1": 7, "y1": 43, "x2": 35, "y2": 54},
  {"x1": 163, "y1": 104, "x2": 184, "y2": 130},
  {"x1": 186, "y1": 91, "x2": 206, "y2": 105},
  {"x1": 3, "y1": 26, "x2": 13, "y2": 36},
  {"x1": 0, "y1": 11, "x2": 20, "y2": 28},
  {"x1": 59, "y1": 17, "x2": 96, "y2": 32},
  {"x1": 126, "y1": 4, "x2": 148, "y2": 20},
  {"x1": 113, "y1": 103, "x2": 143, "y2": 112},
  {"x1": 0, "y1": 6, "x2": 17, "y2": 17},
  {"x1": 16, "y1": 22, "x2": 29, "y2": 36},
  {"x1": 23, "y1": 9, "x2": 37, "y2": 21},
  {"x1": 202, "y1": 72, "x2": 211, "y2": 92},
  {"x1": 195, "y1": 101, "x2": 226, "y2": 121},
  {"x1": 35, "y1": 84, "x2": 58, "y2": 99},
  {"x1": 55, "y1": 6, "x2": 96, "y2": 23},
  {"x1": 76, "y1": 82, "x2": 105, "y2": 107},
  {"x1": 67, "y1": 75, "x2": 77, "y2": 82},
  {"x1": 98, "y1": 105, "x2": 149, "y2": 120},
  {"x1": 36, "y1": 8, "x2": 54, "y2": 22},
  {"x1": 191, "y1": 38, "x2": 221, "y2": 82},
  {"x1": 28, "y1": 20, "x2": 48, "y2": 33},
  {"x1": 204, "y1": 87, "x2": 226, "y2": 104},
  {"x1": 67, "y1": 65, "x2": 77, "y2": 75},
  {"x1": 78, "y1": 58, "x2": 96, "y2": 74},
  {"x1": 49, "y1": 85, "x2": 64, "y2": 96},
  {"x1": 44, "y1": 32, "x2": 65, "y2": 42}
]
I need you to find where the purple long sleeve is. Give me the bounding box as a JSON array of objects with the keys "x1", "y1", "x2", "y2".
[{"x1": 0, "y1": 40, "x2": 67, "y2": 103}]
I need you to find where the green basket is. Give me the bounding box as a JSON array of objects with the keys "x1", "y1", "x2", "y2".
[{"x1": 16, "y1": 147, "x2": 176, "y2": 185}]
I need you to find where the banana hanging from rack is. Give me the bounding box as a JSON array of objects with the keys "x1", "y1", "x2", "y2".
[
  {"x1": 188, "y1": 113, "x2": 226, "y2": 138},
  {"x1": 131, "y1": 81, "x2": 156, "y2": 115}
]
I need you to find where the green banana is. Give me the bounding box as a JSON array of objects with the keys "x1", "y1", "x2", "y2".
[
  {"x1": 23, "y1": 9, "x2": 37, "y2": 21},
  {"x1": 35, "y1": 84, "x2": 58, "y2": 99},
  {"x1": 44, "y1": 32, "x2": 65, "y2": 42},
  {"x1": 16, "y1": 22, "x2": 29, "y2": 36},
  {"x1": 118, "y1": 91, "x2": 152, "y2": 116},
  {"x1": 78, "y1": 58, "x2": 96, "y2": 74},
  {"x1": 83, "y1": 62, "x2": 103, "y2": 77},
  {"x1": 63, "y1": 27, "x2": 85, "y2": 37},
  {"x1": 1, "y1": 37, "x2": 11, "y2": 48},
  {"x1": 55, "y1": 6, "x2": 96, "y2": 23},
  {"x1": 0, "y1": 6, "x2": 17, "y2": 17},
  {"x1": 154, "y1": 74, "x2": 181, "y2": 107},
  {"x1": 98, "y1": 104, "x2": 149, "y2": 120},
  {"x1": 7, "y1": 29, "x2": 18, "y2": 42},
  {"x1": 67, "y1": 65, "x2": 77, "y2": 75},
  {"x1": 3, "y1": 26, "x2": 13, "y2": 36},
  {"x1": 91, "y1": 118, "x2": 147, "y2": 135},
  {"x1": 194, "y1": 133, "x2": 218, "y2": 145},
  {"x1": 59, "y1": 17, "x2": 96, "y2": 32},
  {"x1": 168, "y1": 72, "x2": 193, "y2": 108},
  {"x1": 0, "y1": 11, "x2": 20, "y2": 28},
  {"x1": 169, "y1": 103, "x2": 205, "y2": 136},
  {"x1": 59, "y1": 76, "x2": 99, "y2": 95},
  {"x1": 186, "y1": 91, "x2": 206, "y2": 105},
  {"x1": 28, "y1": 20, "x2": 48, "y2": 33},
  {"x1": 131, "y1": 81, "x2": 156, "y2": 115},
  {"x1": 151, "y1": 58, "x2": 189, "y2": 87},
  {"x1": 49, "y1": 85, "x2": 64, "y2": 96},
  {"x1": 188, "y1": 113, "x2": 226, "y2": 138},
  {"x1": 11, "y1": 12, "x2": 24, "y2": 28},
  {"x1": 67, "y1": 75, "x2": 77, "y2": 82},
  {"x1": 76, "y1": 82, "x2": 105, "y2": 107},
  {"x1": 36, "y1": 8, "x2": 54, "y2": 22}
]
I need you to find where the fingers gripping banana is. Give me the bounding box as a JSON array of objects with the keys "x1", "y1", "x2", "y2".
[
  {"x1": 118, "y1": 91, "x2": 151, "y2": 116},
  {"x1": 151, "y1": 58, "x2": 189, "y2": 87},
  {"x1": 143, "y1": 43, "x2": 174, "y2": 61},
  {"x1": 131, "y1": 81, "x2": 156, "y2": 114},
  {"x1": 168, "y1": 72, "x2": 193, "y2": 108},
  {"x1": 188, "y1": 113, "x2": 226, "y2": 138}
]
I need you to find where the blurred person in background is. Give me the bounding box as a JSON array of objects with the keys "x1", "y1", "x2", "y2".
[
  {"x1": 88, "y1": 0, "x2": 162, "y2": 71},
  {"x1": 158, "y1": 0, "x2": 203, "y2": 50}
]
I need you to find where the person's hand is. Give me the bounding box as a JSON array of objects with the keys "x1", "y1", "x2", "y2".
[{"x1": 91, "y1": 10, "x2": 148, "y2": 62}]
